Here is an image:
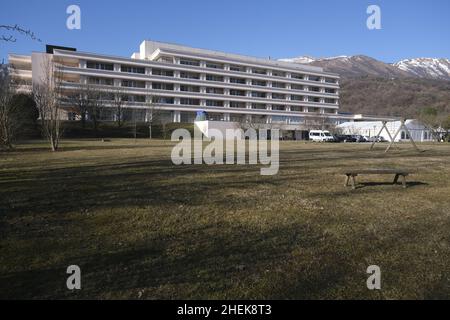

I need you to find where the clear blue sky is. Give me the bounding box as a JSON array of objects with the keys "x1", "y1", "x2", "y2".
[{"x1": 1, "y1": 0, "x2": 449, "y2": 63}]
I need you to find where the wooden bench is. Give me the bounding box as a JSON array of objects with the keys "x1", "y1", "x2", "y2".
[{"x1": 344, "y1": 169, "x2": 411, "y2": 189}]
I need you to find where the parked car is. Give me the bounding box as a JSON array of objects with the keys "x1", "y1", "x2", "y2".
[
  {"x1": 366, "y1": 136, "x2": 387, "y2": 142},
  {"x1": 334, "y1": 134, "x2": 356, "y2": 142},
  {"x1": 309, "y1": 130, "x2": 335, "y2": 142},
  {"x1": 333, "y1": 134, "x2": 346, "y2": 142},
  {"x1": 352, "y1": 135, "x2": 366, "y2": 143},
  {"x1": 375, "y1": 136, "x2": 387, "y2": 142},
  {"x1": 341, "y1": 135, "x2": 357, "y2": 142}
]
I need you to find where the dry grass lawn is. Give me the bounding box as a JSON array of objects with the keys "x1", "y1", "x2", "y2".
[{"x1": 0, "y1": 139, "x2": 449, "y2": 299}]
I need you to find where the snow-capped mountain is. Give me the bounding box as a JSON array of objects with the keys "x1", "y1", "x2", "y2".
[
  {"x1": 279, "y1": 55, "x2": 351, "y2": 63},
  {"x1": 393, "y1": 58, "x2": 450, "y2": 80},
  {"x1": 280, "y1": 55, "x2": 410, "y2": 78},
  {"x1": 279, "y1": 56, "x2": 316, "y2": 64},
  {"x1": 280, "y1": 55, "x2": 450, "y2": 80}
]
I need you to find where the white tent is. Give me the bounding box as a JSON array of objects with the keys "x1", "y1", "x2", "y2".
[{"x1": 337, "y1": 119, "x2": 433, "y2": 142}]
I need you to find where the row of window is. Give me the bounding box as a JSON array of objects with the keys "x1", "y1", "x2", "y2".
[
  {"x1": 156, "y1": 57, "x2": 338, "y2": 83},
  {"x1": 87, "y1": 94, "x2": 147, "y2": 103},
  {"x1": 121, "y1": 65, "x2": 145, "y2": 74},
  {"x1": 85, "y1": 60, "x2": 338, "y2": 84},
  {"x1": 82, "y1": 94, "x2": 337, "y2": 114},
  {"x1": 82, "y1": 93, "x2": 335, "y2": 106},
  {"x1": 88, "y1": 77, "x2": 336, "y2": 95},
  {"x1": 121, "y1": 80, "x2": 146, "y2": 88},
  {"x1": 86, "y1": 62, "x2": 145, "y2": 74},
  {"x1": 150, "y1": 83, "x2": 336, "y2": 103},
  {"x1": 149, "y1": 96, "x2": 337, "y2": 111},
  {"x1": 151, "y1": 68, "x2": 337, "y2": 87},
  {"x1": 88, "y1": 77, "x2": 113, "y2": 86},
  {"x1": 85, "y1": 78, "x2": 337, "y2": 102},
  {"x1": 78, "y1": 94, "x2": 334, "y2": 112},
  {"x1": 154, "y1": 71, "x2": 337, "y2": 91},
  {"x1": 87, "y1": 77, "x2": 147, "y2": 89}
]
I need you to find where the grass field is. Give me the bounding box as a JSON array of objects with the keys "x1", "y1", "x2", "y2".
[{"x1": 0, "y1": 139, "x2": 449, "y2": 299}]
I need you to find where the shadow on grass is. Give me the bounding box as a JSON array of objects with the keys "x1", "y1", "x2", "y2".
[
  {"x1": 0, "y1": 221, "x2": 357, "y2": 299},
  {"x1": 11, "y1": 142, "x2": 173, "y2": 153},
  {"x1": 354, "y1": 181, "x2": 429, "y2": 189},
  {"x1": 0, "y1": 157, "x2": 306, "y2": 217}
]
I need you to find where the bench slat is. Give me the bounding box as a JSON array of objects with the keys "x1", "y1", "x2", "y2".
[{"x1": 344, "y1": 169, "x2": 410, "y2": 175}]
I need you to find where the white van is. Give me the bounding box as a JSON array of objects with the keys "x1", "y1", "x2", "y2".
[{"x1": 309, "y1": 130, "x2": 335, "y2": 142}]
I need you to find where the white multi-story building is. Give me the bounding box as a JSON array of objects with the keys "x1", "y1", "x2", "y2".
[{"x1": 8, "y1": 40, "x2": 389, "y2": 129}]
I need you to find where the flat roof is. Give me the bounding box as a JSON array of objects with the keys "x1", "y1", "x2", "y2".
[{"x1": 140, "y1": 40, "x2": 339, "y2": 76}]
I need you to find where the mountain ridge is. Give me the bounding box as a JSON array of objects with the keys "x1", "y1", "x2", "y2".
[{"x1": 279, "y1": 55, "x2": 450, "y2": 81}]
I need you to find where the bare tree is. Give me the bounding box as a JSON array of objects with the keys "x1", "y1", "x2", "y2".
[
  {"x1": 238, "y1": 114, "x2": 270, "y2": 131},
  {"x1": 109, "y1": 86, "x2": 126, "y2": 127},
  {"x1": 238, "y1": 115, "x2": 252, "y2": 130},
  {"x1": 32, "y1": 56, "x2": 64, "y2": 151},
  {"x1": 238, "y1": 114, "x2": 277, "y2": 140},
  {"x1": 0, "y1": 24, "x2": 41, "y2": 43},
  {"x1": 329, "y1": 124, "x2": 343, "y2": 135},
  {"x1": 0, "y1": 64, "x2": 20, "y2": 148},
  {"x1": 304, "y1": 114, "x2": 326, "y2": 131},
  {"x1": 160, "y1": 117, "x2": 172, "y2": 140},
  {"x1": 148, "y1": 108, "x2": 155, "y2": 139},
  {"x1": 145, "y1": 92, "x2": 164, "y2": 139},
  {"x1": 86, "y1": 87, "x2": 107, "y2": 134},
  {"x1": 418, "y1": 107, "x2": 449, "y2": 141},
  {"x1": 67, "y1": 82, "x2": 93, "y2": 128}
]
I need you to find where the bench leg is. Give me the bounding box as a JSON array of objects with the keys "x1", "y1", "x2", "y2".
[
  {"x1": 351, "y1": 175, "x2": 357, "y2": 190},
  {"x1": 401, "y1": 175, "x2": 407, "y2": 188},
  {"x1": 393, "y1": 174, "x2": 399, "y2": 184},
  {"x1": 344, "y1": 175, "x2": 350, "y2": 187}
]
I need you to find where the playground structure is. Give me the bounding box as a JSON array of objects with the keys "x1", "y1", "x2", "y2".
[{"x1": 369, "y1": 119, "x2": 420, "y2": 153}]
